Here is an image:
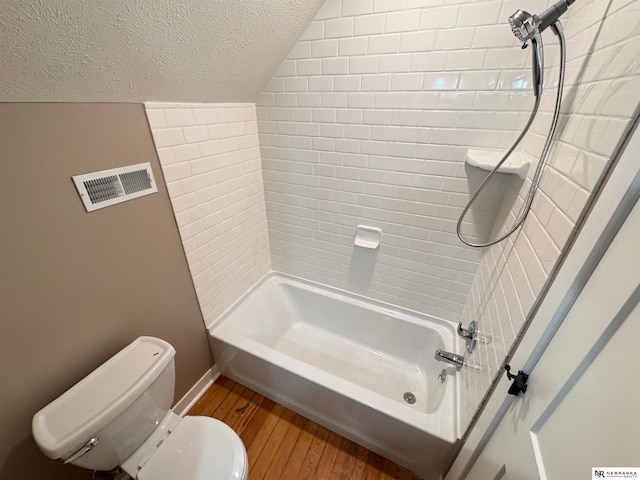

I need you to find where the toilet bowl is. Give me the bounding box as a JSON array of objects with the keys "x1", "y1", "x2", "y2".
[
  {"x1": 122, "y1": 412, "x2": 248, "y2": 480},
  {"x1": 32, "y1": 337, "x2": 248, "y2": 480}
]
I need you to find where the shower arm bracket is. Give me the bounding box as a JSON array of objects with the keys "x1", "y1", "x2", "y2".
[{"x1": 457, "y1": 320, "x2": 478, "y2": 353}]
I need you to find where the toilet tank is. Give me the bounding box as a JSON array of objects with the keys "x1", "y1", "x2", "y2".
[{"x1": 32, "y1": 337, "x2": 176, "y2": 471}]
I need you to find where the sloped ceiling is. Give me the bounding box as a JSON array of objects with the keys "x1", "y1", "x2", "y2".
[{"x1": 0, "y1": 0, "x2": 324, "y2": 102}]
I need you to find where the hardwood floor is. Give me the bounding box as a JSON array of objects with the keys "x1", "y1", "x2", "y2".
[{"x1": 187, "y1": 376, "x2": 421, "y2": 480}]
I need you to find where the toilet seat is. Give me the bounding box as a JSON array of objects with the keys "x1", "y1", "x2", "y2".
[{"x1": 136, "y1": 416, "x2": 248, "y2": 480}]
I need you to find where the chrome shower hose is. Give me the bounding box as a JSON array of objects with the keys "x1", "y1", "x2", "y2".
[{"x1": 456, "y1": 23, "x2": 567, "y2": 248}]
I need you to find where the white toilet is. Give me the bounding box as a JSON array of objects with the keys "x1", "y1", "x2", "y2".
[{"x1": 32, "y1": 336, "x2": 248, "y2": 480}]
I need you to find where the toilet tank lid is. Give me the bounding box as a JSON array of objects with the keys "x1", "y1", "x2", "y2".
[{"x1": 32, "y1": 337, "x2": 175, "y2": 459}]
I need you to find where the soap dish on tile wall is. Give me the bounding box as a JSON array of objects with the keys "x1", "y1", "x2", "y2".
[{"x1": 354, "y1": 225, "x2": 382, "y2": 249}]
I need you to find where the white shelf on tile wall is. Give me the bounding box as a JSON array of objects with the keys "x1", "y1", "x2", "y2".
[{"x1": 465, "y1": 149, "x2": 531, "y2": 180}]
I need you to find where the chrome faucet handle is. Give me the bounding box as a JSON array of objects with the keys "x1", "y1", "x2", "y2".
[
  {"x1": 457, "y1": 321, "x2": 478, "y2": 353},
  {"x1": 457, "y1": 321, "x2": 476, "y2": 339}
]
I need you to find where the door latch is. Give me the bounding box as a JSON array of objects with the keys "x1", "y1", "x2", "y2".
[{"x1": 504, "y1": 365, "x2": 529, "y2": 396}]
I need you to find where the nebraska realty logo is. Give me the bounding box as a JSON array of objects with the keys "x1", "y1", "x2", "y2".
[{"x1": 593, "y1": 468, "x2": 639, "y2": 479}]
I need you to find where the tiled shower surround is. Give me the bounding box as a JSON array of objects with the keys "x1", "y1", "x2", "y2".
[
  {"x1": 145, "y1": 103, "x2": 270, "y2": 326},
  {"x1": 458, "y1": 0, "x2": 640, "y2": 427},
  {"x1": 254, "y1": 0, "x2": 640, "y2": 431},
  {"x1": 146, "y1": 0, "x2": 640, "y2": 439}
]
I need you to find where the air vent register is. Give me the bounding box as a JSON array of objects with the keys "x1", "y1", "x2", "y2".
[{"x1": 72, "y1": 163, "x2": 158, "y2": 212}]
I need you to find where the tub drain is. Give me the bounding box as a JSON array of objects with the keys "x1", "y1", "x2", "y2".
[{"x1": 403, "y1": 392, "x2": 416, "y2": 404}]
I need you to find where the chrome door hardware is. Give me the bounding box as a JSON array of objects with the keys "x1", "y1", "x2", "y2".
[{"x1": 457, "y1": 320, "x2": 478, "y2": 353}]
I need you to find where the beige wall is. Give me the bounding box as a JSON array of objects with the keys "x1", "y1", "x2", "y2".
[{"x1": 0, "y1": 103, "x2": 212, "y2": 479}]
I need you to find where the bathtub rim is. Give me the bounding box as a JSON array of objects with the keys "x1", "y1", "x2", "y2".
[
  {"x1": 207, "y1": 270, "x2": 459, "y2": 332},
  {"x1": 208, "y1": 270, "x2": 463, "y2": 443}
]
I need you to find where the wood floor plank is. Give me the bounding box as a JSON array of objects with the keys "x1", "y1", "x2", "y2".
[
  {"x1": 298, "y1": 423, "x2": 332, "y2": 480},
  {"x1": 246, "y1": 402, "x2": 286, "y2": 468},
  {"x1": 210, "y1": 382, "x2": 246, "y2": 419},
  {"x1": 221, "y1": 388, "x2": 261, "y2": 431},
  {"x1": 382, "y1": 459, "x2": 421, "y2": 480},
  {"x1": 189, "y1": 377, "x2": 422, "y2": 480},
  {"x1": 381, "y1": 460, "x2": 407, "y2": 480},
  {"x1": 363, "y1": 450, "x2": 385, "y2": 480},
  {"x1": 230, "y1": 391, "x2": 264, "y2": 436},
  {"x1": 328, "y1": 437, "x2": 359, "y2": 480},
  {"x1": 350, "y1": 442, "x2": 370, "y2": 479},
  {"x1": 280, "y1": 418, "x2": 319, "y2": 479},
  {"x1": 250, "y1": 407, "x2": 297, "y2": 480},
  {"x1": 262, "y1": 413, "x2": 306, "y2": 479},
  {"x1": 313, "y1": 431, "x2": 343, "y2": 479},
  {"x1": 237, "y1": 396, "x2": 277, "y2": 450},
  {"x1": 186, "y1": 376, "x2": 233, "y2": 416}
]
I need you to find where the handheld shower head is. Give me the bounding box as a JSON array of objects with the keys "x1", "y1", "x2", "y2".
[
  {"x1": 509, "y1": 9, "x2": 544, "y2": 96},
  {"x1": 509, "y1": 0, "x2": 575, "y2": 44},
  {"x1": 508, "y1": 9, "x2": 539, "y2": 46},
  {"x1": 508, "y1": 0, "x2": 575, "y2": 97}
]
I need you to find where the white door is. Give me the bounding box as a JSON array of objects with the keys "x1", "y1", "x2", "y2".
[{"x1": 452, "y1": 192, "x2": 640, "y2": 479}]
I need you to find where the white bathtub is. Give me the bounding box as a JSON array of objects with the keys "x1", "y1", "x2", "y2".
[{"x1": 208, "y1": 273, "x2": 461, "y2": 479}]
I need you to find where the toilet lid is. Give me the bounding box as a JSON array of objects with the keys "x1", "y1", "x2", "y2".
[{"x1": 137, "y1": 416, "x2": 247, "y2": 480}]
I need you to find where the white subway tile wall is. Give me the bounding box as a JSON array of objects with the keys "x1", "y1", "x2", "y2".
[
  {"x1": 255, "y1": 0, "x2": 640, "y2": 432},
  {"x1": 458, "y1": 0, "x2": 640, "y2": 428},
  {"x1": 257, "y1": 0, "x2": 539, "y2": 320},
  {"x1": 145, "y1": 103, "x2": 271, "y2": 327}
]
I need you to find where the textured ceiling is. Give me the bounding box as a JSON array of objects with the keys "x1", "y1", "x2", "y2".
[{"x1": 0, "y1": 0, "x2": 324, "y2": 102}]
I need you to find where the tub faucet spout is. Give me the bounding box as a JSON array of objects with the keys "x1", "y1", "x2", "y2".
[{"x1": 435, "y1": 349, "x2": 464, "y2": 369}]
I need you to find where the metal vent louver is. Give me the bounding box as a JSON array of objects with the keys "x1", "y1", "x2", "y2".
[{"x1": 72, "y1": 163, "x2": 158, "y2": 212}]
